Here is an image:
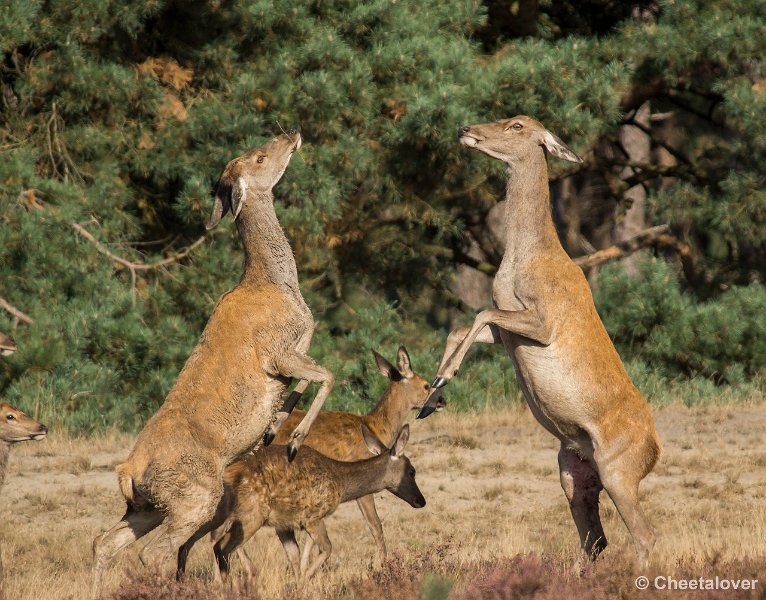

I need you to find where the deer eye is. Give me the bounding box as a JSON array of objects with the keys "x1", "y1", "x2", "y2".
[
  {"x1": 257, "y1": 155, "x2": 265, "y2": 164},
  {"x1": 512, "y1": 122, "x2": 523, "y2": 130},
  {"x1": 6, "y1": 414, "x2": 15, "y2": 421},
  {"x1": 423, "y1": 384, "x2": 429, "y2": 390}
]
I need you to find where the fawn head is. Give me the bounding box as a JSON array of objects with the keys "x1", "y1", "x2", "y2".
[
  {"x1": 373, "y1": 346, "x2": 446, "y2": 414},
  {"x1": 207, "y1": 129, "x2": 302, "y2": 229},
  {"x1": 458, "y1": 115, "x2": 581, "y2": 165},
  {"x1": 362, "y1": 424, "x2": 426, "y2": 509}
]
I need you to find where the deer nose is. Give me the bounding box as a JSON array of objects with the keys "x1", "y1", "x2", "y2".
[
  {"x1": 39, "y1": 424, "x2": 48, "y2": 434},
  {"x1": 287, "y1": 127, "x2": 298, "y2": 135},
  {"x1": 458, "y1": 126, "x2": 470, "y2": 138}
]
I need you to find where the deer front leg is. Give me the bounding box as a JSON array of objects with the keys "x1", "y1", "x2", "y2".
[
  {"x1": 263, "y1": 379, "x2": 309, "y2": 446},
  {"x1": 417, "y1": 323, "x2": 502, "y2": 419},
  {"x1": 275, "y1": 353, "x2": 335, "y2": 461},
  {"x1": 419, "y1": 309, "x2": 549, "y2": 418}
]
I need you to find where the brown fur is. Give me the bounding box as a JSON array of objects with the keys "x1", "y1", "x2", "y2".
[
  {"x1": 430, "y1": 116, "x2": 661, "y2": 568},
  {"x1": 208, "y1": 426, "x2": 424, "y2": 581},
  {"x1": 92, "y1": 132, "x2": 336, "y2": 598},
  {"x1": 261, "y1": 347, "x2": 437, "y2": 563},
  {"x1": 0, "y1": 402, "x2": 47, "y2": 586}
]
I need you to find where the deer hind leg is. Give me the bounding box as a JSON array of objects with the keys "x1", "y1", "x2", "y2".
[
  {"x1": 558, "y1": 447, "x2": 607, "y2": 569},
  {"x1": 139, "y1": 482, "x2": 222, "y2": 577},
  {"x1": 357, "y1": 495, "x2": 387, "y2": 561},
  {"x1": 276, "y1": 528, "x2": 302, "y2": 579},
  {"x1": 299, "y1": 530, "x2": 315, "y2": 574},
  {"x1": 303, "y1": 521, "x2": 332, "y2": 580},
  {"x1": 92, "y1": 509, "x2": 164, "y2": 599},
  {"x1": 213, "y1": 511, "x2": 266, "y2": 583},
  {"x1": 275, "y1": 353, "x2": 334, "y2": 460},
  {"x1": 597, "y1": 450, "x2": 656, "y2": 570}
]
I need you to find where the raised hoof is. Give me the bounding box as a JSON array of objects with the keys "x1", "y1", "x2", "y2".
[
  {"x1": 417, "y1": 383, "x2": 448, "y2": 420},
  {"x1": 287, "y1": 442, "x2": 298, "y2": 462},
  {"x1": 416, "y1": 404, "x2": 436, "y2": 420},
  {"x1": 431, "y1": 376, "x2": 449, "y2": 389},
  {"x1": 263, "y1": 427, "x2": 276, "y2": 446}
]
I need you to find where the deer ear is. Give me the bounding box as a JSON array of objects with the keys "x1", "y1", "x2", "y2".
[
  {"x1": 391, "y1": 424, "x2": 410, "y2": 457},
  {"x1": 206, "y1": 176, "x2": 247, "y2": 229},
  {"x1": 542, "y1": 130, "x2": 582, "y2": 164},
  {"x1": 362, "y1": 425, "x2": 386, "y2": 456},
  {"x1": 372, "y1": 350, "x2": 402, "y2": 382},
  {"x1": 395, "y1": 346, "x2": 414, "y2": 378}
]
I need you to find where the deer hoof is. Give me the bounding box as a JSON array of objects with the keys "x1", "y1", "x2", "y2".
[
  {"x1": 431, "y1": 376, "x2": 449, "y2": 389},
  {"x1": 287, "y1": 442, "x2": 298, "y2": 462},
  {"x1": 416, "y1": 404, "x2": 435, "y2": 419},
  {"x1": 263, "y1": 427, "x2": 276, "y2": 446}
]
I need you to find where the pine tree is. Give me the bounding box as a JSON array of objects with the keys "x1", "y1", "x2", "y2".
[{"x1": 1, "y1": 0, "x2": 765, "y2": 431}]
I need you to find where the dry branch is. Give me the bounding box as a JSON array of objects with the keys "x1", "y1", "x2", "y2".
[
  {"x1": 574, "y1": 224, "x2": 682, "y2": 270},
  {"x1": 0, "y1": 296, "x2": 33, "y2": 325},
  {"x1": 71, "y1": 222, "x2": 206, "y2": 304}
]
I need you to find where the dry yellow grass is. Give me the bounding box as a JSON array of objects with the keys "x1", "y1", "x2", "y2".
[{"x1": 1, "y1": 404, "x2": 765, "y2": 599}]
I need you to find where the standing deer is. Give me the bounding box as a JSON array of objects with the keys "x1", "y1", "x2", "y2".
[
  {"x1": 93, "y1": 130, "x2": 336, "y2": 597},
  {"x1": 0, "y1": 403, "x2": 48, "y2": 586},
  {"x1": 210, "y1": 425, "x2": 424, "y2": 582},
  {"x1": 419, "y1": 116, "x2": 661, "y2": 568}
]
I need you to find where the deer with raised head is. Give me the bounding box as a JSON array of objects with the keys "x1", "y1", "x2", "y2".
[
  {"x1": 418, "y1": 115, "x2": 661, "y2": 569},
  {"x1": 210, "y1": 424, "x2": 424, "y2": 582},
  {"x1": 0, "y1": 402, "x2": 48, "y2": 584},
  {"x1": 92, "y1": 130, "x2": 336, "y2": 598}
]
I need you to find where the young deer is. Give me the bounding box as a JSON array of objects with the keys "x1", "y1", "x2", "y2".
[
  {"x1": 262, "y1": 347, "x2": 438, "y2": 562},
  {"x1": 211, "y1": 425, "x2": 424, "y2": 582},
  {"x1": 419, "y1": 116, "x2": 661, "y2": 568},
  {"x1": 93, "y1": 131, "x2": 335, "y2": 598},
  {"x1": 0, "y1": 403, "x2": 48, "y2": 584},
  {"x1": 175, "y1": 347, "x2": 439, "y2": 577}
]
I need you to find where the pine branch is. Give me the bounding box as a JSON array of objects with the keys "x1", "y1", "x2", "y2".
[{"x1": 71, "y1": 222, "x2": 207, "y2": 305}]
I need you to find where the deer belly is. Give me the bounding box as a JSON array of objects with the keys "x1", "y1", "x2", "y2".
[
  {"x1": 506, "y1": 340, "x2": 592, "y2": 445},
  {"x1": 224, "y1": 376, "x2": 287, "y2": 459}
]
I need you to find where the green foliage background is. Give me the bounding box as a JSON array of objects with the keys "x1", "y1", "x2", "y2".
[{"x1": 1, "y1": 0, "x2": 765, "y2": 433}]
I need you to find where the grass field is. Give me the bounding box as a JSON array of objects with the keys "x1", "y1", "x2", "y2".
[{"x1": 1, "y1": 403, "x2": 765, "y2": 599}]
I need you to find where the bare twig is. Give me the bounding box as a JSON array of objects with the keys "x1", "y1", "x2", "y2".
[
  {"x1": 71, "y1": 223, "x2": 206, "y2": 304},
  {"x1": 0, "y1": 296, "x2": 33, "y2": 325},
  {"x1": 574, "y1": 225, "x2": 671, "y2": 270}
]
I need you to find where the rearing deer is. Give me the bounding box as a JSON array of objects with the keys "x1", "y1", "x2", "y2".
[
  {"x1": 93, "y1": 130, "x2": 335, "y2": 597},
  {"x1": 419, "y1": 116, "x2": 661, "y2": 568}
]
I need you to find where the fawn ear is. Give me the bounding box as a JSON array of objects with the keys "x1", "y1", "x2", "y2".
[
  {"x1": 206, "y1": 176, "x2": 248, "y2": 229},
  {"x1": 542, "y1": 130, "x2": 582, "y2": 164},
  {"x1": 373, "y1": 350, "x2": 402, "y2": 382},
  {"x1": 395, "y1": 346, "x2": 414, "y2": 378},
  {"x1": 362, "y1": 425, "x2": 387, "y2": 456},
  {"x1": 391, "y1": 424, "x2": 410, "y2": 457}
]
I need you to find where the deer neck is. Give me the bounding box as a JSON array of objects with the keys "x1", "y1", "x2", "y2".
[
  {"x1": 236, "y1": 190, "x2": 300, "y2": 293},
  {"x1": 367, "y1": 386, "x2": 410, "y2": 448},
  {"x1": 0, "y1": 442, "x2": 10, "y2": 489},
  {"x1": 501, "y1": 152, "x2": 561, "y2": 265},
  {"x1": 335, "y1": 453, "x2": 390, "y2": 503}
]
